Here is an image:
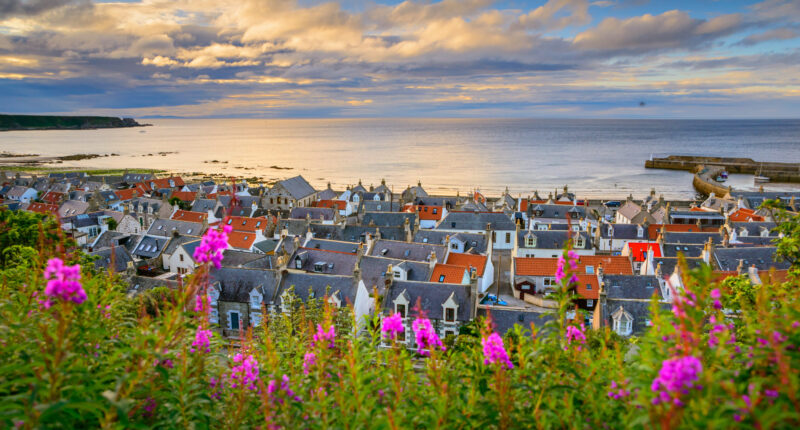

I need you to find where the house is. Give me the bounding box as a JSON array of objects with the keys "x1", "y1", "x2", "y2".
[
  {"x1": 712, "y1": 247, "x2": 790, "y2": 272},
  {"x1": 596, "y1": 223, "x2": 648, "y2": 252},
  {"x1": 131, "y1": 235, "x2": 170, "y2": 262},
  {"x1": 264, "y1": 175, "x2": 317, "y2": 210},
  {"x1": 401, "y1": 182, "x2": 428, "y2": 203},
  {"x1": 514, "y1": 228, "x2": 594, "y2": 258},
  {"x1": 58, "y1": 200, "x2": 89, "y2": 218},
  {"x1": 290, "y1": 207, "x2": 337, "y2": 224},
  {"x1": 127, "y1": 198, "x2": 173, "y2": 231},
  {"x1": 405, "y1": 204, "x2": 446, "y2": 229},
  {"x1": 436, "y1": 211, "x2": 517, "y2": 250},
  {"x1": 5, "y1": 186, "x2": 37, "y2": 203},
  {"x1": 275, "y1": 272, "x2": 357, "y2": 315},
  {"x1": 669, "y1": 210, "x2": 725, "y2": 227},
  {"x1": 622, "y1": 242, "x2": 662, "y2": 272},
  {"x1": 42, "y1": 191, "x2": 65, "y2": 205},
  {"x1": 25, "y1": 202, "x2": 59, "y2": 216},
  {"x1": 162, "y1": 236, "x2": 201, "y2": 274},
  {"x1": 368, "y1": 239, "x2": 447, "y2": 263},
  {"x1": 445, "y1": 252, "x2": 493, "y2": 293},
  {"x1": 115, "y1": 213, "x2": 143, "y2": 234},
  {"x1": 596, "y1": 274, "x2": 667, "y2": 337},
  {"x1": 413, "y1": 231, "x2": 491, "y2": 255},
  {"x1": 512, "y1": 255, "x2": 632, "y2": 305},
  {"x1": 381, "y1": 279, "x2": 475, "y2": 346},
  {"x1": 313, "y1": 199, "x2": 351, "y2": 217},
  {"x1": 88, "y1": 246, "x2": 134, "y2": 275},
  {"x1": 429, "y1": 264, "x2": 470, "y2": 284},
  {"x1": 289, "y1": 247, "x2": 359, "y2": 276},
  {"x1": 208, "y1": 267, "x2": 281, "y2": 335},
  {"x1": 147, "y1": 219, "x2": 205, "y2": 238},
  {"x1": 171, "y1": 210, "x2": 207, "y2": 223},
  {"x1": 316, "y1": 183, "x2": 338, "y2": 201}
]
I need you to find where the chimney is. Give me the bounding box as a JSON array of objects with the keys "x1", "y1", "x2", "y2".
[
  {"x1": 748, "y1": 265, "x2": 762, "y2": 285},
  {"x1": 736, "y1": 259, "x2": 745, "y2": 275},
  {"x1": 469, "y1": 269, "x2": 479, "y2": 319},
  {"x1": 428, "y1": 251, "x2": 438, "y2": 271},
  {"x1": 384, "y1": 264, "x2": 394, "y2": 288},
  {"x1": 702, "y1": 237, "x2": 713, "y2": 264}
]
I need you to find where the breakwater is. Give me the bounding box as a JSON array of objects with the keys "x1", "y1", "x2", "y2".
[{"x1": 645, "y1": 155, "x2": 800, "y2": 183}]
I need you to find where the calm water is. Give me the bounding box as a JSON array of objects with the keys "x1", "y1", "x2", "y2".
[{"x1": 1, "y1": 118, "x2": 799, "y2": 198}]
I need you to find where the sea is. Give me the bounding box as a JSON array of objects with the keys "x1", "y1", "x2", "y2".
[{"x1": 2, "y1": 118, "x2": 799, "y2": 199}]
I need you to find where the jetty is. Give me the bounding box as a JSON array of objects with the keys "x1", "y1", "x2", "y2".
[
  {"x1": 692, "y1": 165, "x2": 732, "y2": 197},
  {"x1": 645, "y1": 155, "x2": 800, "y2": 184}
]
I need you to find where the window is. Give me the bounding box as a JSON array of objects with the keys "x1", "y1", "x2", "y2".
[
  {"x1": 543, "y1": 277, "x2": 554, "y2": 286},
  {"x1": 422, "y1": 237, "x2": 429, "y2": 243},
  {"x1": 179, "y1": 254, "x2": 184, "y2": 262},
  {"x1": 586, "y1": 266, "x2": 594, "y2": 274},
  {"x1": 396, "y1": 304, "x2": 406, "y2": 318},
  {"x1": 587, "y1": 299, "x2": 594, "y2": 307},
  {"x1": 433, "y1": 208, "x2": 438, "y2": 214},
  {"x1": 445, "y1": 330, "x2": 455, "y2": 338},
  {"x1": 270, "y1": 198, "x2": 274, "y2": 204},
  {"x1": 445, "y1": 308, "x2": 455, "y2": 322},
  {"x1": 492, "y1": 231, "x2": 496, "y2": 242},
  {"x1": 397, "y1": 329, "x2": 406, "y2": 342},
  {"x1": 575, "y1": 237, "x2": 584, "y2": 248},
  {"x1": 251, "y1": 295, "x2": 260, "y2": 308},
  {"x1": 438, "y1": 275, "x2": 445, "y2": 282},
  {"x1": 585, "y1": 283, "x2": 592, "y2": 290},
  {"x1": 229, "y1": 311, "x2": 240, "y2": 330},
  {"x1": 393, "y1": 271, "x2": 401, "y2": 279},
  {"x1": 505, "y1": 232, "x2": 511, "y2": 243},
  {"x1": 451, "y1": 242, "x2": 458, "y2": 249},
  {"x1": 525, "y1": 236, "x2": 536, "y2": 247}
]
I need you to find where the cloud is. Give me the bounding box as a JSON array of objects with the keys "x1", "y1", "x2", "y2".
[
  {"x1": 736, "y1": 28, "x2": 799, "y2": 46},
  {"x1": 0, "y1": 0, "x2": 83, "y2": 18},
  {"x1": 573, "y1": 10, "x2": 743, "y2": 53},
  {"x1": 518, "y1": 0, "x2": 591, "y2": 31}
]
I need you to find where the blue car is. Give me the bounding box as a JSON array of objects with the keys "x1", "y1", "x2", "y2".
[{"x1": 481, "y1": 294, "x2": 508, "y2": 306}]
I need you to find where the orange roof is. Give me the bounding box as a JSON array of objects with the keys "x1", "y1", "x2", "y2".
[
  {"x1": 648, "y1": 224, "x2": 719, "y2": 241},
  {"x1": 172, "y1": 210, "x2": 207, "y2": 223},
  {"x1": 446, "y1": 252, "x2": 488, "y2": 277},
  {"x1": 27, "y1": 202, "x2": 59, "y2": 215},
  {"x1": 115, "y1": 188, "x2": 139, "y2": 201},
  {"x1": 729, "y1": 208, "x2": 765, "y2": 222},
  {"x1": 430, "y1": 264, "x2": 467, "y2": 284},
  {"x1": 224, "y1": 216, "x2": 268, "y2": 233},
  {"x1": 170, "y1": 191, "x2": 197, "y2": 202},
  {"x1": 626, "y1": 242, "x2": 662, "y2": 262},
  {"x1": 314, "y1": 200, "x2": 347, "y2": 210},
  {"x1": 407, "y1": 204, "x2": 445, "y2": 221},
  {"x1": 150, "y1": 176, "x2": 186, "y2": 189},
  {"x1": 42, "y1": 191, "x2": 64, "y2": 204},
  {"x1": 515, "y1": 255, "x2": 633, "y2": 277},
  {"x1": 574, "y1": 274, "x2": 599, "y2": 300},
  {"x1": 227, "y1": 230, "x2": 256, "y2": 250}
]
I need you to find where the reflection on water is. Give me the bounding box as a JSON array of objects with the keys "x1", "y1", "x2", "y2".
[{"x1": 1, "y1": 118, "x2": 798, "y2": 198}]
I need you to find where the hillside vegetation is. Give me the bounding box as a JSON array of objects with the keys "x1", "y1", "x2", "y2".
[{"x1": 0, "y1": 114, "x2": 142, "y2": 131}]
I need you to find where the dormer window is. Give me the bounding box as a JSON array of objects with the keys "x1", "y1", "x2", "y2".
[
  {"x1": 612, "y1": 307, "x2": 633, "y2": 336},
  {"x1": 395, "y1": 304, "x2": 406, "y2": 318},
  {"x1": 607, "y1": 226, "x2": 613, "y2": 236},
  {"x1": 422, "y1": 237, "x2": 429, "y2": 243},
  {"x1": 525, "y1": 235, "x2": 537, "y2": 247},
  {"x1": 637, "y1": 226, "x2": 644, "y2": 238},
  {"x1": 575, "y1": 237, "x2": 585, "y2": 248},
  {"x1": 445, "y1": 307, "x2": 455, "y2": 322},
  {"x1": 295, "y1": 257, "x2": 303, "y2": 269},
  {"x1": 585, "y1": 266, "x2": 594, "y2": 274}
]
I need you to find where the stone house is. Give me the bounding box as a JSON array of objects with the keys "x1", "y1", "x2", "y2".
[{"x1": 263, "y1": 175, "x2": 317, "y2": 211}]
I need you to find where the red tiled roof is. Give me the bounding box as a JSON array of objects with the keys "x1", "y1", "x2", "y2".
[
  {"x1": 227, "y1": 230, "x2": 256, "y2": 250},
  {"x1": 647, "y1": 224, "x2": 719, "y2": 241},
  {"x1": 170, "y1": 191, "x2": 197, "y2": 202},
  {"x1": 626, "y1": 242, "x2": 662, "y2": 262},
  {"x1": 574, "y1": 274, "x2": 599, "y2": 299},
  {"x1": 224, "y1": 216, "x2": 268, "y2": 233},
  {"x1": 729, "y1": 208, "x2": 765, "y2": 222},
  {"x1": 430, "y1": 264, "x2": 467, "y2": 284},
  {"x1": 115, "y1": 188, "x2": 140, "y2": 201},
  {"x1": 149, "y1": 176, "x2": 186, "y2": 189},
  {"x1": 42, "y1": 191, "x2": 64, "y2": 204},
  {"x1": 314, "y1": 200, "x2": 347, "y2": 210},
  {"x1": 446, "y1": 252, "x2": 488, "y2": 277},
  {"x1": 407, "y1": 204, "x2": 445, "y2": 221},
  {"x1": 27, "y1": 202, "x2": 59, "y2": 215},
  {"x1": 172, "y1": 210, "x2": 207, "y2": 223},
  {"x1": 514, "y1": 255, "x2": 633, "y2": 276}
]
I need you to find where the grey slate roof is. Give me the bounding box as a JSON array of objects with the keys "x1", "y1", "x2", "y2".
[
  {"x1": 343, "y1": 225, "x2": 406, "y2": 242},
  {"x1": 415, "y1": 197, "x2": 457, "y2": 208},
  {"x1": 133, "y1": 235, "x2": 169, "y2": 258},
  {"x1": 362, "y1": 212, "x2": 415, "y2": 227},
  {"x1": 290, "y1": 248, "x2": 359, "y2": 275},
  {"x1": 599, "y1": 224, "x2": 643, "y2": 240},
  {"x1": 369, "y1": 239, "x2": 446, "y2": 262},
  {"x1": 291, "y1": 207, "x2": 335, "y2": 221},
  {"x1": 304, "y1": 238, "x2": 362, "y2": 254},
  {"x1": 147, "y1": 219, "x2": 204, "y2": 237},
  {"x1": 413, "y1": 231, "x2": 489, "y2": 254},
  {"x1": 359, "y1": 255, "x2": 432, "y2": 295},
  {"x1": 129, "y1": 198, "x2": 164, "y2": 214},
  {"x1": 277, "y1": 219, "x2": 311, "y2": 236},
  {"x1": 359, "y1": 200, "x2": 392, "y2": 213},
  {"x1": 527, "y1": 203, "x2": 588, "y2": 220},
  {"x1": 276, "y1": 175, "x2": 316, "y2": 200},
  {"x1": 663, "y1": 232, "x2": 722, "y2": 244},
  {"x1": 713, "y1": 247, "x2": 790, "y2": 271},
  {"x1": 163, "y1": 235, "x2": 201, "y2": 255},
  {"x1": 669, "y1": 211, "x2": 725, "y2": 221},
  {"x1": 92, "y1": 231, "x2": 141, "y2": 252},
  {"x1": 382, "y1": 280, "x2": 472, "y2": 322},
  {"x1": 317, "y1": 187, "x2": 337, "y2": 201},
  {"x1": 129, "y1": 276, "x2": 179, "y2": 293},
  {"x1": 89, "y1": 246, "x2": 134, "y2": 273},
  {"x1": 603, "y1": 275, "x2": 662, "y2": 300},
  {"x1": 652, "y1": 257, "x2": 705, "y2": 275},
  {"x1": 437, "y1": 211, "x2": 516, "y2": 231},
  {"x1": 517, "y1": 230, "x2": 593, "y2": 250},
  {"x1": 210, "y1": 267, "x2": 280, "y2": 304},
  {"x1": 58, "y1": 200, "x2": 89, "y2": 217},
  {"x1": 478, "y1": 308, "x2": 554, "y2": 335},
  {"x1": 729, "y1": 191, "x2": 800, "y2": 211},
  {"x1": 192, "y1": 199, "x2": 217, "y2": 212},
  {"x1": 277, "y1": 272, "x2": 356, "y2": 307},
  {"x1": 661, "y1": 243, "x2": 705, "y2": 258},
  {"x1": 731, "y1": 222, "x2": 777, "y2": 237}
]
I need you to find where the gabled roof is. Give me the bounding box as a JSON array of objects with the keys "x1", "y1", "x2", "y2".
[
  {"x1": 407, "y1": 205, "x2": 445, "y2": 221},
  {"x1": 147, "y1": 219, "x2": 204, "y2": 237},
  {"x1": 362, "y1": 211, "x2": 415, "y2": 227},
  {"x1": 359, "y1": 255, "x2": 431, "y2": 295},
  {"x1": 115, "y1": 188, "x2": 140, "y2": 201},
  {"x1": 170, "y1": 191, "x2": 197, "y2": 202},
  {"x1": 369, "y1": 239, "x2": 446, "y2": 262},
  {"x1": 172, "y1": 210, "x2": 207, "y2": 223},
  {"x1": 26, "y1": 202, "x2": 59, "y2": 215},
  {"x1": 290, "y1": 247, "x2": 358, "y2": 275},
  {"x1": 647, "y1": 224, "x2": 719, "y2": 241},
  {"x1": 291, "y1": 207, "x2": 335, "y2": 221},
  {"x1": 626, "y1": 242, "x2": 662, "y2": 262},
  {"x1": 430, "y1": 264, "x2": 467, "y2": 284},
  {"x1": 713, "y1": 247, "x2": 790, "y2": 272},
  {"x1": 227, "y1": 231, "x2": 257, "y2": 250},
  {"x1": 225, "y1": 216, "x2": 268, "y2": 233},
  {"x1": 478, "y1": 308, "x2": 553, "y2": 335},
  {"x1": 210, "y1": 267, "x2": 280, "y2": 303},
  {"x1": 603, "y1": 275, "x2": 662, "y2": 300},
  {"x1": 277, "y1": 272, "x2": 356, "y2": 306},
  {"x1": 89, "y1": 246, "x2": 133, "y2": 273},
  {"x1": 42, "y1": 191, "x2": 64, "y2": 204},
  {"x1": 437, "y1": 211, "x2": 516, "y2": 231},
  {"x1": 382, "y1": 280, "x2": 471, "y2": 321},
  {"x1": 133, "y1": 235, "x2": 169, "y2": 258},
  {"x1": 574, "y1": 274, "x2": 599, "y2": 300},
  {"x1": 446, "y1": 252, "x2": 488, "y2": 276},
  {"x1": 313, "y1": 200, "x2": 347, "y2": 210},
  {"x1": 413, "y1": 230, "x2": 489, "y2": 254},
  {"x1": 517, "y1": 230, "x2": 593, "y2": 250},
  {"x1": 515, "y1": 255, "x2": 632, "y2": 276},
  {"x1": 275, "y1": 175, "x2": 316, "y2": 200},
  {"x1": 304, "y1": 238, "x2": 361, "y2": 254}
]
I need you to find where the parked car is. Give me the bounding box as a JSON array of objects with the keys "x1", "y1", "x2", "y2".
[{"x1": 481, "y1": 294, "x2": 507, "y2": 306}]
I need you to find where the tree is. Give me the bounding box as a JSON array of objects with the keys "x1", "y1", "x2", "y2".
[{"x1": 105, "y1": 217, "x2": 118, "y2": 231}]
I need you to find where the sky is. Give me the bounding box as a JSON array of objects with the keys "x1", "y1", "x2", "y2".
[{"x1": 0, "y1": 0, "x2": 799, "y2": 118}]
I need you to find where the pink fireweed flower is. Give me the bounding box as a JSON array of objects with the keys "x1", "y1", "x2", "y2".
[
  {"x1": 43, "y1": 258, "x2": 86, "y2": 307},
  {"x1": 193, "y1": 224, "x2": 232, "y2": 269},
  {"x1": 651, "y1": 356, "x2": 703, "y2": 405},
  {"x1": 607, "y1": 380, "x2": 631, "y2": 400},
  {"x1": 482, "y1": 332, "x2": 513, "y2": 369},
  {"x1": 194, "y1": 294, "x2": 206, "y2": 313},
  {"x1": 312, "y1": 324, "x2": 336, "y2": 349},
  {"x1": 229, "y1": 353, "x2": 260, "y2": 391},
  {"x1": 190, "y1": 326, "x2": 213, "y2": 353},
  {"x1": 412, "y1": 317, "x2": 444, "y2": 356},
  {"x1": 303, "y1": 352, "x2": 317, "y2": 375},
  {"x1": 710, "y1": 289, "x2": 722, "y2": 310},
  {"x1": 382, "y1": 313, "x2": 404, "y2": 340},
  {"x1": 565, "y1": 324, "x2": 587, "y2": 351}
]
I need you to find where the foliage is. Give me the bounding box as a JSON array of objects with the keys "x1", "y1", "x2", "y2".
[
  {"x1": 0, "y1": 216, "x2": 799, "y2": 429},
  {"x1": 168, "y1": 197, "x2": 191, "y2": 211}
]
